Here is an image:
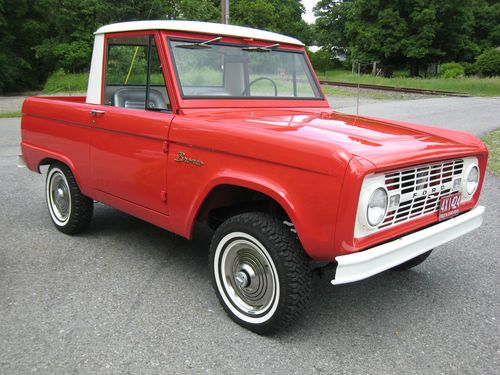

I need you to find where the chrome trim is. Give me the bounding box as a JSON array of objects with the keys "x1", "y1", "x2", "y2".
[
  {"x1": 380, "y1": 158, "x2": 465, "y2": 229},
  {"x1": 355, "y1": 157, "x2": 479, "y2": 238}
]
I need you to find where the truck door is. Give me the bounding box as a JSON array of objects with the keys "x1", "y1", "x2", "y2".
[{"x1": 90, "y1": 33, "x2": 172, "y2": 215}]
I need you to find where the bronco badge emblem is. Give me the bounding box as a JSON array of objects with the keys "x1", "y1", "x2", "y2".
[{"x1": 174, "y1": 152, "x2": 204, "y2": 167}]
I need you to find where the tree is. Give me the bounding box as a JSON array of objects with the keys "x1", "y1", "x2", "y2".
[
  {"x1": 0, "y1": 0, "x2": 311, "y2": 93},
  {"x1": 0, "y1": 0, "x2": 49, "y2": 92},
  {"x1": 314, "y1": 0, "x2": 495, "y2": 76},
  {"x1": 230, "y1": 0, "x2": 312, "y2": 44}
]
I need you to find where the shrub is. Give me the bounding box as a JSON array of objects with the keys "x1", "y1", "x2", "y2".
[
  {"x1": 307, "y1": 49, "x2": 335, "y2": 75},
  {"x1": 475, "y1": 48, "x2": 500, "y2": 77},
  {"x1": 440, "y1": 62, "x2": 465, "y2": 78},
  {"x1": 462, "y1": 62, "x2": 478, "y2": 76}
]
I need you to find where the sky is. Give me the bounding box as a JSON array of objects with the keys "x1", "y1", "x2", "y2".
[{"x1": 301, "y1": 0, "x2": 318, "y2": 24}]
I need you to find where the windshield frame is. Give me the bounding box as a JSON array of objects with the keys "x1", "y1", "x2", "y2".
[{"x1": 167, "y1": 37, "x2": 324, "y2": 101}]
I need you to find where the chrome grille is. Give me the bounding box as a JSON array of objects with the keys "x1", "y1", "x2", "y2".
[{"x1": 379, "y1": 159, "x2": 464, "y2": 229}]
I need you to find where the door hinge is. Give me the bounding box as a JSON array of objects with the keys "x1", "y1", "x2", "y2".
[
  {"x1": 163, "y1": 141, "x2": 169, "y2": 153},
  {"x1": 161, "y1": 190, "x2": 168, "y2": 203}
]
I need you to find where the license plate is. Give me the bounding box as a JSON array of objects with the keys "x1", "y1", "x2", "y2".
[{"x1": 439, "y1": 192, "x2": 461, "y2": 221}]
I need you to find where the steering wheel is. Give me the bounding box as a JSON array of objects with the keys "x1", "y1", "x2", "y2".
[{"x1": 241, "y1": 77, "x2": 278, "y2": 96}]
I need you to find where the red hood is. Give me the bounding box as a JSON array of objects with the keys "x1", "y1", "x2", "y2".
[{"x1": 182, "y1": 108, "x2": 485, "y2": 170}]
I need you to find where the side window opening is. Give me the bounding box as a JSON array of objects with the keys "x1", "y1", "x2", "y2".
[{"x1": 104, "y1": 35, "x2": 170, "y2": 111}]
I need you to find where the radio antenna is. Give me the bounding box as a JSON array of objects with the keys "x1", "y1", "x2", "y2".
[{"x1": 356, "y1": 61, "x2": 360, "y2": 116}]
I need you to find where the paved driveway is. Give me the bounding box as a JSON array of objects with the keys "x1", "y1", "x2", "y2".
[
  {"x1": 331, "y1": 96, "x2": 500, "y2": 137},
  {"x1": 1, "y1": 97, "x2": 499, "y2": 374}
]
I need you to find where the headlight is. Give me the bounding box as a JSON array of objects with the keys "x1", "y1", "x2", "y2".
[
  {"x1": 366, "y1": 187, "x2": 388, "y2": 227},
  {"x1": 465, "y1": 165, "x2": 479, "y2": 195}
]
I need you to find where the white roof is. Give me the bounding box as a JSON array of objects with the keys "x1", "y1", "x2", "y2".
[{"x1": 95, "y1": 20, "x2": 304, "y2": 46}]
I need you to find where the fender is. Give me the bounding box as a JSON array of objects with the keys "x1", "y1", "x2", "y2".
[
  {"x1": 185, "y1": 172, "x2": 301, "y2": 243},
  {"x1": 21, "y1": 141, "x2": 89, "y2": 196},
  {"x1": 183, "y1": 170, "x2": 331, "y2": 256}
]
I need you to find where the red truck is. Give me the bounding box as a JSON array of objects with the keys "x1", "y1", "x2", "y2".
[{"x1": 20, "y1": 21, "x2": 487, "y2": 334}]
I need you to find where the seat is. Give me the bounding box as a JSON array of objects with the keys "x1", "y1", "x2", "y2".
[{"x1": 113, "y1": 87, "x2": 166, "y2": 110}]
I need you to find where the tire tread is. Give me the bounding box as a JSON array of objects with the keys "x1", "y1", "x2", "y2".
[
  {"x1": 209, "y1": 212, "x2": 312, "y2": 334},
  {"x1": 47, "y1": 163, "x2": 93, "y2": 234}
]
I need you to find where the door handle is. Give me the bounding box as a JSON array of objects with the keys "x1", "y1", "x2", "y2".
[{"x1": 90, "y1": 109, "x2": 105, "y2": 117}]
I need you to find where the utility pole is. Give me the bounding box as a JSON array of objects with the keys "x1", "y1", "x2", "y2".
[{"x1": 221, "y1": 0, "x2": 229, "y2": 24}]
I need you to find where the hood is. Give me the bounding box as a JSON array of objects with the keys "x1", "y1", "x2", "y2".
[{"x1": 183, "y1": 108, "x2": 483, "y2": 170}]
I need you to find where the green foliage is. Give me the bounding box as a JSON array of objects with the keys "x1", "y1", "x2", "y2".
[
  {"x1": 307, "y1": 49, "x2": 335, "y2": 74},
  {"x1": 0, "y1": 111, "x2": 21, "y2": 118},
  {"x1": 462, "y1": 62, "x2": 478, "y2": 76},
  {"x1": 314, "y1": 0, "x2": 499, "y2": 76},
  {"x1": 475, "y1": 49, "x2": 500, "y2": 77},
  {"x1": 391, "y1": 70, "x2": 411, "y2": 78},
  {"x1": 0, "y1": 0, "x2": 49, "y2": 92},
  {"x1": 471, "y1": 0, "x2": 500, "y2": 51},
  {"x1": 440, "y1": 62, "x2": 465, "y2": 78},
  {"x1": 43, "y1": 69, "x2": 89, "y2": 93},
  {"x1": 0, "y1": 0, "x2": 311, "y2": 93},
  {"x1": 230, "y1": 0, "x2": 312, "y2": 44}
]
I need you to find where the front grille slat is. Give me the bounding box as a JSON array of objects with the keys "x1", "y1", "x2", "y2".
[{"x1": 380, "y1": 158, "x2": 464, "y2": 229}]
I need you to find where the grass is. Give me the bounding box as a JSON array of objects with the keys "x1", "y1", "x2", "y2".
[
  {"x1": 42, "y1": 69, "x2": 500, "y2": 97},
  {"x1": 482, "y1": 130, "x2": 500, "y2": 176},
  {"x1": 43, "y1": 70, "x2": 89, "y2": 94},
  {"x1": 322, "y1": 85, "x2": 408, "y2": 100},
  {"x1": 316, "y1": 69, "x2": 500, "y2": 97},
  {"x1": 0, "y1": 111, "x2": 21, "y2": 118}
]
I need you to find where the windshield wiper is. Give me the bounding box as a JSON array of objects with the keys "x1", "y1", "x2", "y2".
[
  {"x1": 241, "y1": 43, "x2": 280, "y2": 53},
  {"x1": 176, "y1": 36, "x2": 222, "y2": 49}
]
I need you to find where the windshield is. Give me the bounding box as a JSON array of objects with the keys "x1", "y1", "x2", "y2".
[{"x1": 168, "y1": 39, "x2": 322, "y2": 99}]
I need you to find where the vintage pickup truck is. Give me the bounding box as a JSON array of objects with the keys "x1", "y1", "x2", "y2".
[{"x1": 21, "y1": 21, "x2": 487, "y2": 334}]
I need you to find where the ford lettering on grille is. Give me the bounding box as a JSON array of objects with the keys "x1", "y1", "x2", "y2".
[{"x1": 379, "y1": 159, "x2": 464, "y2": 229}]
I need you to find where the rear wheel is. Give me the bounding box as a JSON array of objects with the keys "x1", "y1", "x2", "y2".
[
  {"x1": 46, "y1": 163, "x2": 93, "y2": 234},
  {"x1": 209, "y1": 212, "x2": 312, "y2": 334},
  {"x1": 392, "y1": 250, "x2": 432, "y2": 271}
]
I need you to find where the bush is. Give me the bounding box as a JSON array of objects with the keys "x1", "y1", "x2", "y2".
[
  {"x1": 462, "y1": 62, "x2": 478, "y2": 76},
  {"x1": 475, "y1": 49, "x2": 500, "y2": 77},
  {"x1": 440, "y1": 62, "x2": 465, "y2": 78},
  {"x1": 307, "y1": 49, "x2": 335, "y2": 75}
]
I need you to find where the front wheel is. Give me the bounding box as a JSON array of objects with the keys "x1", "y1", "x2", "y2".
[
  {"x1": 46, "y1": 163, "x2": 93, "y2": 234},
  {"x1": 209, "y1": 213, "x2": 312, "y2": 334}
]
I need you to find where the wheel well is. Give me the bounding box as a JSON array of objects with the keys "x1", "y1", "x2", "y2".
[
  {"x1": 196, "y1": 185, "x2": 290, "y2": 230},
  {"x1": 38, "y1": 158, "x2": 60, "y2": 172}
]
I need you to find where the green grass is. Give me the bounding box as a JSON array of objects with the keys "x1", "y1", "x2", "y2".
[
  {"x1": 0, "y1": 111, "x2": 21, "y2": 118},
  {"x1": 43, "y1": 69, "x2": 500, "y2": 97},
  {"x1": 316, "y1": 69, "x2": 500, "y2": 97},
  {"x1": 43, "y1": 70, "x2": 89, "y2": 94},
  {"x1": 322, "y1": 85, "x2": 408, "y2": 100},
  {"x1": 482, "y1": 130, "x2": 500, "y2": 176}
]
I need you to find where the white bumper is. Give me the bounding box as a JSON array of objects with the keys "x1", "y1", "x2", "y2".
[{"x1": 331, "y1": 206, "x2": 484, "y2": 285}]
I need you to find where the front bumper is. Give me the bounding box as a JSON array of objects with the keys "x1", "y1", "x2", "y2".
[{"x1": 331, "y1": 206, "x2": 484, "y2": 285}]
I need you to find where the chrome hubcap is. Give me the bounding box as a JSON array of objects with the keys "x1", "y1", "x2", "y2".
[
  {"x1": 222, "y1": 238, "x2": 277, "y2": 316},
  {"x1": 234, "y1": 270, "x2": 249, "y2": 289},
  {"x1": 49, "y1": 172, "x2": 70, "y2": 223}
]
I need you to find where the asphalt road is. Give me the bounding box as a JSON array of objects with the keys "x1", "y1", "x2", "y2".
[
  {"x1": 333, "y1": 96, "x2": 500, "y2": 137},
  {"x1": 1, "y1": 97, "x2": 499, "y2": 374}
]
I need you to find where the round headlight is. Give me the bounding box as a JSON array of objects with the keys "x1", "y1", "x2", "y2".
[
  {"x1": 466, "y1": 165, "x2": 479, "y2": 195},
  {"x1": 366, "y1": 187, "x2": 388, "y2": 227}
]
